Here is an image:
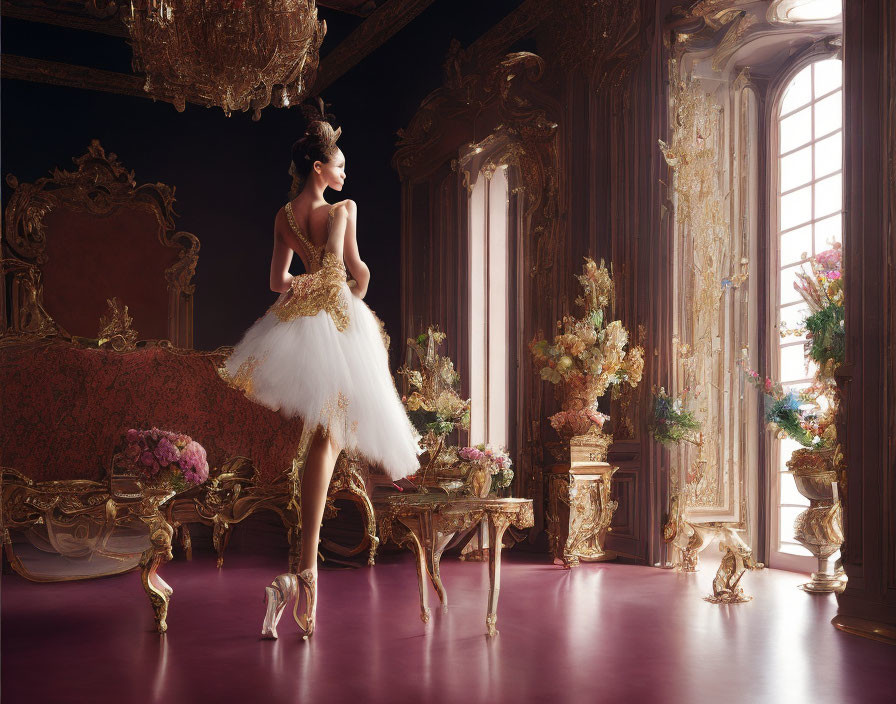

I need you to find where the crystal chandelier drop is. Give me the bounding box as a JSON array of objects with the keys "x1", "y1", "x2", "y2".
[{"x1": 124, "y1": 0, "x2": 326, "y2": 120}]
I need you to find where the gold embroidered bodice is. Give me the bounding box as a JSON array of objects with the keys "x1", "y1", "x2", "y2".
[{"x1": 273, "y1": 203, "x2": 350, "y2": 331}]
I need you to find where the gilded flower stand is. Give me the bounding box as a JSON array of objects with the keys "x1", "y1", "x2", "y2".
[
  {"x1": 374, "y1": 495, "x2": 534, "y2": 636},
  {"x1": 545, "y1": 431, "x2": 618, "y2": 567}
]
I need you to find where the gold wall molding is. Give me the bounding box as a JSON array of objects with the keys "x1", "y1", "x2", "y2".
[
  {"x1": 394, "y1": 48, "x2": 562, "y2": 517},
  {"x1": 661, "y1": 69, "x2": 756, "y2": 525}
]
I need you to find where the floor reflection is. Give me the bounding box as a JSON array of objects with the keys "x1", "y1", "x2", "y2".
[{"x1": 1, "y1": 550, "x2": 892, "y2": 704}]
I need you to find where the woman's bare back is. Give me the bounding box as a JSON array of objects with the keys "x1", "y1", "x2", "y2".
[{"x1": 280, "y1": 197, "x2": 350, "y2": 270}]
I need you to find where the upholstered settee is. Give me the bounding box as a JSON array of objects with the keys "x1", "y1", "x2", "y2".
[{"x1": 0, "y1": 334, "x2": 379, "y2": 580}]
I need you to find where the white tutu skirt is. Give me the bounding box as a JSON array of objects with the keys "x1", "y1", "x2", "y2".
[{"x1": 220, "y1": 279, "x2": 422, "y2": 480}]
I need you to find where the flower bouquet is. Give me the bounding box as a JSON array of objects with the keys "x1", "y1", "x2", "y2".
[
  {"x1": 124, "y1": 427, "x2": 210, "y2": 498},
  {"x1": 457, "y1": 444, "x2": 514, "y2": 497},
  {"x1": 529, "y1": 257, "x2": 644, "y2": 446},
  {"x1": 398, "y1": 327, "x2": 471, "y2": 489},
  {"x1": 742, "y1": 368, "x2": 833, "y2": 450},
  {"x1": 794, "y1": 244, "x2": 844, "y2": 377}
]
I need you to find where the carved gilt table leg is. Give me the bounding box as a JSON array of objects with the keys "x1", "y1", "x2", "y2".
[
  {"x1": 212, "y1": 516, "x2": 233, "y2": 569},
  {"x1": 395, "y1": 516, "x2": 432, "y2": 623},
  {"x1": 346, "y1": 464, "x2": 379, "y2": 566},
  {"x1": 485, "y1": 513, "x2": 511, "y2": 637},
  {"x1": 139, "y1": 510, "x2": 175, "y2": 633},
  {"x1": 423, "y1": 515, "x2": 456, "y2": 610},
  {"x1": 178, "y1": 523, "x2": 193, "y2": 560}
]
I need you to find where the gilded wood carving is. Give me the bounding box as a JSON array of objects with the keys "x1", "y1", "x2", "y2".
[{"x1": 2, "y1": 140, "x2": 199, "y2": 347}]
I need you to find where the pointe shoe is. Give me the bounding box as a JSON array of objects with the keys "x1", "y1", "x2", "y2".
[
  {"x1": 293, "y1": 569, "x2": 317, "y2": 639},
  {"x1": 261, "y1": 574, "x2": 299, "y2": 639}
]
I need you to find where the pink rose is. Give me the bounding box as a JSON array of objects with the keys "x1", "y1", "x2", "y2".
[{"x1": 140, "y1": 450, "x2": 156, "y2": 467}]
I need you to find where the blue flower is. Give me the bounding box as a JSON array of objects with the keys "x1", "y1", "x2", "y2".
[{"x1": 782, "y1": 391, "x2": 801, "y2": 412}]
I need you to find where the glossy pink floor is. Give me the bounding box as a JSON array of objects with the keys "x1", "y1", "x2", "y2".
[{"x1": 2, "y1": 532, "x2": 892, "y2": 704}]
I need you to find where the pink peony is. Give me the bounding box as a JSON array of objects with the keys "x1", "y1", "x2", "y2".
[
  {"x1": 126, "y1": 428, "x2": 140, "y2": 444},
  {"x1": 173, "y1": 433, "x2": 191, "y2": 450},
  {"x1": 179, "y1": 440, "x2": 207, "y2": 470},
  {"x1": 183, "y1": 461, "x2": 209, "y2": 486},
  {"x1": 140, "y1": 450, "x2": 156, "y2": 467},
  {"x1": 153, "y1": 437, "x2": 180, "y2": 466},
  {"x1": 178, "y1": 441, "x2": 209, "y2": 485}
]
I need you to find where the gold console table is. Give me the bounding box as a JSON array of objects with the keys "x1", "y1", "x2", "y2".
[{"x1": 374, "y1": 494, "x2": 534, "y2": 636}]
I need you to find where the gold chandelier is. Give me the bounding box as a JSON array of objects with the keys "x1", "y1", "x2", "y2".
[{"x1": 124, "y1": 0, "x2": 326, "y2": 119}]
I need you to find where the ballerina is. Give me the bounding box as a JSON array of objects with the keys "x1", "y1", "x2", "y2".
[{"x1": 218, "y1": 98, "x2": 422, "y2": 639}]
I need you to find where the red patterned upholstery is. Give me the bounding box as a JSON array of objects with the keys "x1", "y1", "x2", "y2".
[
  {"x1": 39, "y1": 205, "x2": 178, "y2": 341},
  {"x1": 0, "y1": 338, "x2": 304, "y2": 484}
]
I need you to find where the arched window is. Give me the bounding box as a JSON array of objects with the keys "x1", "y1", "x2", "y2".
[{"x1": 770, "y1": 57, "x2": 842, "y2": 569}]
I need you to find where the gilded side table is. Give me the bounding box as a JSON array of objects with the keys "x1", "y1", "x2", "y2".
[{"x1": 374, "y1": 495, "x2": 534, "y2": 636}]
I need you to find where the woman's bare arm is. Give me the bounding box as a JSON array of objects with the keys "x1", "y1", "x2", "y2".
[
  {"x1": 331, "y1": 201, "x2": 370, "y2": 299},
  {"x1": 269, "y1": 214, "x2": 295, "y2": 293}
]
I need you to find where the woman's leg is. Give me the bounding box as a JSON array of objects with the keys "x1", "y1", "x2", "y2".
[{"x1": 298, "y1": 428, "x2": 341, "y2": 575}]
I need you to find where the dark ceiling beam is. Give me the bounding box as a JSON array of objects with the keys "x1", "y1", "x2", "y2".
[
  {"x1": 466, "y1": 0, "x2": 546, "y2": 65},
  {"x1": 311, "y1": 0, "x2": 435, "y2": 94},
  {"x1": 0, "y1": 1, "x2": 128, "y2": 37},
  {"x1": 0, "y1": 0, "x2": 381, "y2": 38},
  {"x1": 0, "y1": 54, "x2": 198, "y2": 107}
]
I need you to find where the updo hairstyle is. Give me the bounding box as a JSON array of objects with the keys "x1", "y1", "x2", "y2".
[{"x1": 288, "y1": 96, "x2": 342, "y2": 197}]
